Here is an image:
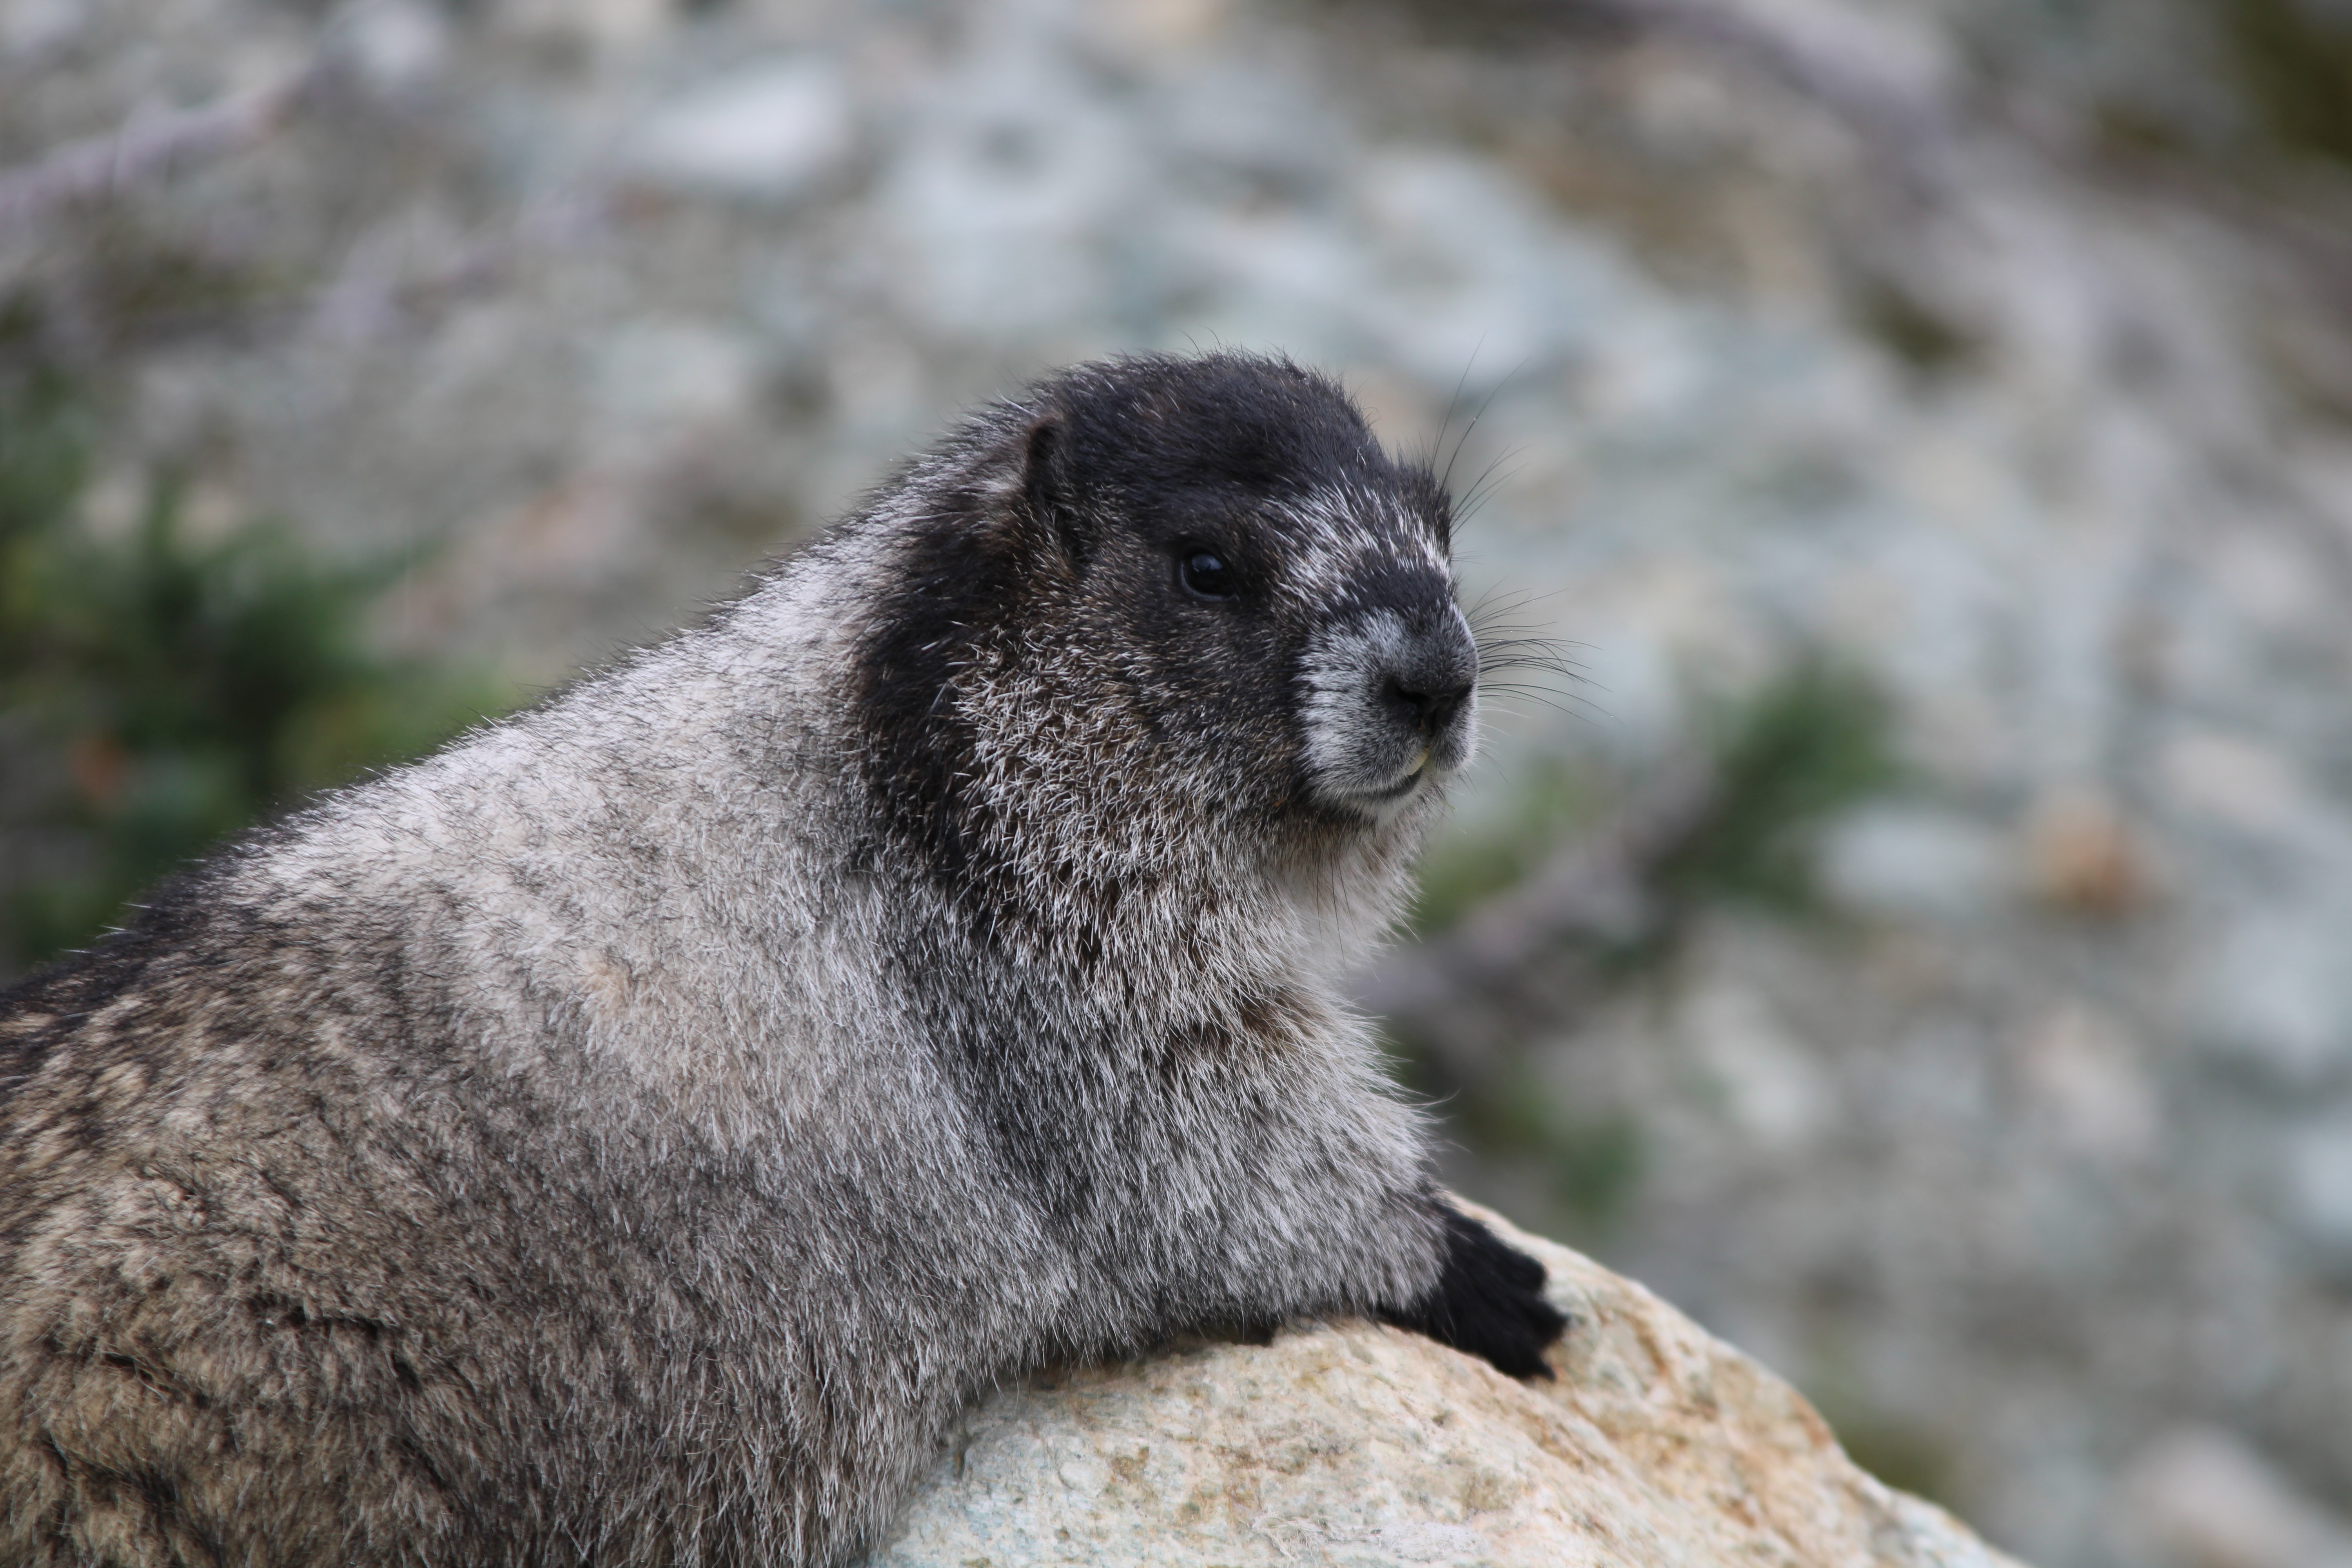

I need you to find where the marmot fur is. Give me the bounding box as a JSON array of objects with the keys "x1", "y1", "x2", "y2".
[{"x1": 0, "y1": 352, "x2": 1566, "y2": 1566}]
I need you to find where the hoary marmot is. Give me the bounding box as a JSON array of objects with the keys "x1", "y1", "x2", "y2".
[{"x1": 0, "y1": 352, "x2": 1566, "y2": 1566}]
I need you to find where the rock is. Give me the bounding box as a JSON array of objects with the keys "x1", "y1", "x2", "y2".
[
  {"x1": 2021, "y1": 788, "x2": 2150, "y2": 919},
  {"x1": 2282, "y1": 1119, "x2": 2352, "y2": 1279},
  {"x1": 2192, "y1": 911, "x2": 2352, "y2": 1090},
  {"x1": 1680, "y1": 979, "x2": 1838, "y2": 1157},
  {"x1": 624, "y1": 58, "x2": 852, "y2": 202},
  {"x1": 1820, "y1": 804, "x2": 2012, "y2": 923},
  {"x1": 2112, "y1": 1426, "x2": 2352, "y2": 1568},
  {"x1": 2012, "y1": 1001, "x2": 2160, "y2": 1167},
  {"x1": 2160, "y1": 731, "x2": 2309, "y2": 837},
  {"x1": 338, "y1": 0, "x2": 448, "y2": 96},
  {"x1": 864, "y1": 1205, "x2": 2025, "y2": 1567}
]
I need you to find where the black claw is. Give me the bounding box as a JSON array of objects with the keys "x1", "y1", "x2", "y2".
[{"x1": 1379, "y1": 1202, "x2": 1570, "y2": 1379}]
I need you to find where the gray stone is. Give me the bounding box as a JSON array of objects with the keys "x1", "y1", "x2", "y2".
[
  {"x1": 2284, "y1": 1120, "x2": 2352, "y2": 1275},
  {"x1": 625, "y1": 58, "x2": 851, "y2": 201},
  {"x1": 2112, "y1": 1426, "x2": 2352, "y2": 1568},
  {"x1": 2193, "y1": 911, "x2": 2352, "y2": 1090},
  {"x1": 1819, "y1": 805, "x2": 2013, "y2": 923}
]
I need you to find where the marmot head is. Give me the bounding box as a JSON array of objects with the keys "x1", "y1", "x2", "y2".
[{"x1": 847, "y1": 352, "x2": 1477, "y2": 960}]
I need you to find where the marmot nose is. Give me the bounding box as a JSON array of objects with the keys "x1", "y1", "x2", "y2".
[{"x1": 1381, "y1": 665, "x2": 1474, "y2": 734}]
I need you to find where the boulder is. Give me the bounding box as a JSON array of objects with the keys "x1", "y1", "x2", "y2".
[{"x1": 866, "y1": 1205, "x2": 2025, "y2": 1567}]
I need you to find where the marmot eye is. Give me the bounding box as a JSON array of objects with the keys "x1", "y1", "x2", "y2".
[{"x1": 1179, "y1": 549, "x2": 1238, "y2": 601}]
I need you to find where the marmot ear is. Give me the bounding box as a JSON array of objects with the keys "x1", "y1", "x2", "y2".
[{"x1": 1019, "y1": 415, "x2": 1096, "y2": 569}]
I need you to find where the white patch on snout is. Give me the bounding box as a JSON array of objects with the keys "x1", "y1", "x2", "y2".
[
  {"x1": 1273, "y1": 485, "x2": 1453, "y2": 602},
  {"x1": 1299, "y1": 606, "x2": 1479, "y2": 817}
]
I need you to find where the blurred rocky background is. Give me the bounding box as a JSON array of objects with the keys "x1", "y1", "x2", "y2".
[{"x1": 5, "y1": 0, "x2": 2352, "y2": 1563}]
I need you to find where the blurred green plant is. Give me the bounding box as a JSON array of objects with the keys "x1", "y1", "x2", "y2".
[
  {"x1": 1852, "y1": 279, "x2": 1981, "y2": 381},
  {"x1": 1802, "y1": 1348, "x2": 1960, "y2": 1508},
  {"x1": 1831, "y1": 1410, "x2": 1957, "y2": 1508},
  {"x1": 2219, "y1": 0, "x2": 2352, "y2": 169},
  {"x1": 1650, "y1": 659, "x2": 1899, "y2": 923},
  {"x1": 1415, "y1": 1085, "x2": 1644, "y2": 1249},
  {"x1": 0, "y1": 341, "x2": 509, "y2": 980},
  {"x1": 1454, "y1": 1067, "x2": 1647, "y2": 1236},
  {"x1": 1409, "y1": 755, "x2": 1603, "y2": 935},
  {"x1": 2088, "y1": 0, "x2": 2352, "y2": 175},
  {"x1": 1399, "y1": 659, "x2": 1896, "y2": 1238},
  {"x1": 1414, "y1": 657, "x2": 1898, "y2": 948}
]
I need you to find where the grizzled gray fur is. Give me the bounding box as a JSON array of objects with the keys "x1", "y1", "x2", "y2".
[{"x1": 0, "y1": 352, "x2": 1564, "y2": 1567}]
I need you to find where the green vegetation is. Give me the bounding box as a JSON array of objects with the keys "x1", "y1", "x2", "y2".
[
  {"x1": 1804, "y1": 1351, "x2": 1960, "y2": 1508},
  {"x1": 1853, "y1": 279, "x2": 1981, "y2": 380},
  {"x1": 1651, "y1": 659, "x2": 1898, "y2": 922},
  {"x1": 1403, "y1": 659, "x2": 1897, "y2": 1238},
  {"x1": 1408, "y1": 754, "x2": 1602, "y2": 935},
  {"x1": 2219, "y1": 0, "x2": 2352, "y2": 169},
  {"x1": 1449, "y1": 1066, "x2": 1648, "y2": 1242},
  {"x1": 1831, "y1": 1410, "x2": 1957, "y2": 1508},
  {"x1": 0, "y1": 341, "x2": 510, "y2": 980},
  {"x1": 1414, "y1": 657, "x2": 1898, "y2": 947},
  {"x1": 2088, "y1": 0, "x2": 2352, "y2": 175}
]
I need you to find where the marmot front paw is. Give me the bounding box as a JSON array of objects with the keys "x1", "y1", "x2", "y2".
[{"x1": 1380, "y1": 1202, "x2": 1570, "y2": 1379}]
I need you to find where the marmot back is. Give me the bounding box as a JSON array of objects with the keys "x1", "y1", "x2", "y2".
[{"x1": 0, "y1": 352, "x2": 1565, "y2": 1568}]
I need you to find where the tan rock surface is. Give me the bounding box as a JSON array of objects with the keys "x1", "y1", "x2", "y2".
[{"x1": 866, "y1": 1206, "x2": 2025, "y2": 1566}]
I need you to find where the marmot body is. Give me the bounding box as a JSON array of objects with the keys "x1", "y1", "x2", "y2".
[{"x1": 0, "y1": 353, "x2": 1564, "y2": 1566}]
